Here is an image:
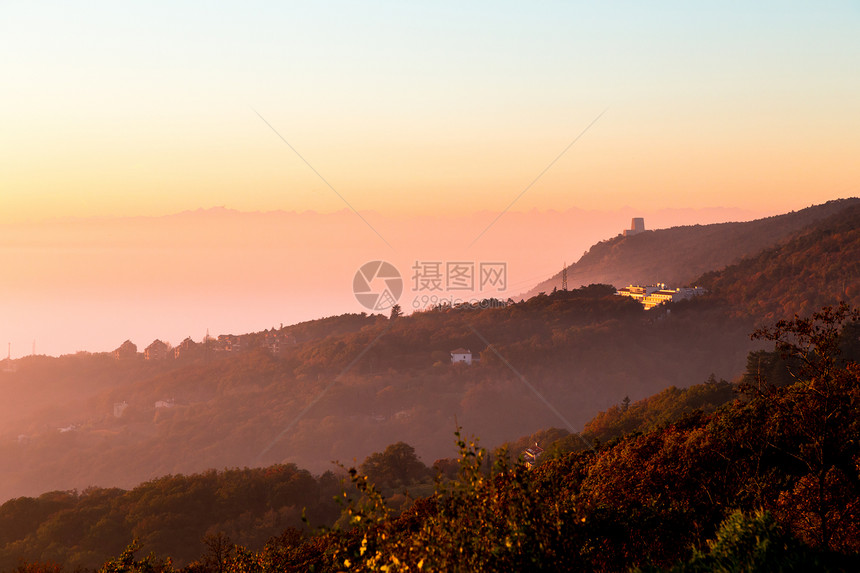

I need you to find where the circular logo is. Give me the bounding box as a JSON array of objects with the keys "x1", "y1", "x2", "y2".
[{"x1": 353, "y1": 261, "x2": 403, "y2": 311}]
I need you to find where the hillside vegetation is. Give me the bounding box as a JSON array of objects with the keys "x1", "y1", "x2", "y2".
[
  {"x1": 0, "y1": 287, "x2": 754, "y2": 502},
  {"x1": 697, "y1": 203, "x2": 860, "y2": 320},
  {"x1": 3, "y1": 197, "x2": 860, "y2": 570},
  {"x1": 4, "y1": 199, "x2": 859, "y2": 508},
  {"x1": 4, "y1": 304, "x2": 859, "y2": 572}
]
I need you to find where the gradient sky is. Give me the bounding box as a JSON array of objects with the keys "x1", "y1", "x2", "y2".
[
  {"x1": 1, "y1": 2, "x2": 859, "y2": 356},
  {"x1": 3, "y1": 2, "x2": 858, "y2": 222}
]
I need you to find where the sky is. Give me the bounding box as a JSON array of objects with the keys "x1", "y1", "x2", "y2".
[{"x1": 1, "y1": 2, "x2": 859, "y2": 355}]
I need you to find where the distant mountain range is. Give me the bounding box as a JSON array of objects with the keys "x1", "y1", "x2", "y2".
[{"x1": 522, "y1": 198, "x2": 860, "y2": 299}]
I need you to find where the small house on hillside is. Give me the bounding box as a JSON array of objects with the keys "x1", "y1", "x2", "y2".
[
  {"x1": 450, "y1": 348, "x2": 472, "y2": 365},
  {"x1": 524, "y1": 442, "x2": 545, "y2": 470},
  {"x1": 144, "y1": 339, "x2": 170, "y2": 361},
  {"x1": 113, "y1": 340, "x2": 138, "y2": 360},
  {"x1": 173, "y1": 337, "x2": 199, "y2": 360},
  {"x1": 216, "y1": 334, "x2": 242, "y2": 353}
]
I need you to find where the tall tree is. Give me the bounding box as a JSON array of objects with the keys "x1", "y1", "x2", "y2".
[
  {"x1": 359, "y1": 442, "x2": 428, "y2": 489},
  {"x1": 389, "y1": 304, "x2": 403, "y2": 320},
  {"x1": 749, "y1": 303, "x2": 860, "y2": 550}
]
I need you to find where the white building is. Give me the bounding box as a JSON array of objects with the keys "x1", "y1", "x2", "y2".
[
  {"x1": 617, "y1": 284, "x2": 663, "y2": 303},
  {"x1": 643, "y1": 286, "x2": 707, "y2": 309},
  {"x1": 618, "y1": 284, "x2": 706, "y2": 309},
  {"x1": 450, "y1": 348, "x2": 472, "y2": 365}
]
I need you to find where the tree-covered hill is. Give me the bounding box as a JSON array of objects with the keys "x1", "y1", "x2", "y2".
[
  {"x1": 0, "y1": 443, "x2": 437, "y2": 570},
  {"x1": 696, "y1": 203, "x2": 860, "y2": 320},
  {"x1": 0, "y1": 464, "x2": 342, "y2": 570},
  {"x1": 524, "y1": 198, "x2": 859, "y2": 297},
  {"x1": 0, "y1": 287, "x2": 755, "y2": 503},
  {"x1": 5, "y1": 304, "x2": 859, "y2": 572},
  {"x1": 4, "y1": 199, "x2": 859, "y2": 570},
  {"x1": 5, "y1": 200, "x2": 857, "y2": 511},
  {"x1": 206, "y1": 303, "x2": 860, "y2": 572}
]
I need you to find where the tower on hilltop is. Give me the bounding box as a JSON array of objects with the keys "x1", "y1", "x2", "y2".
[{"x1": 623, "y1": 217, "x2": 645, "y2": 237}]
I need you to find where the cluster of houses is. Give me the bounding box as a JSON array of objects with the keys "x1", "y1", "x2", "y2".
[
  {"x1": 616, "y1": 283, "x2": 706, "y2": 310},
  {"x1": 117, "y1": 336, "x2": 475, "y2": 365},
  {"x1": 113, "y1": 330, "x2": 297, "y2": 361}
]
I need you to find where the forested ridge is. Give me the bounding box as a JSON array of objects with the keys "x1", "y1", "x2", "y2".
[
  {"x1": 0, "y1": 286, "x2": 754, "y2": 502},
  {"x1": 697, "y1": 203, "x2": 860, "y2": 319},
  {"x1": 3, "y1": 304, "x2": 860, "y2": 571},
  {"x1": 3, "y1": 199, "x2": 860, "y2": 570}
]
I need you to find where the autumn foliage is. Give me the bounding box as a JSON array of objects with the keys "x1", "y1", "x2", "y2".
[{"x1": 4, "y1": 304, "x2": 860, "y2": 572}]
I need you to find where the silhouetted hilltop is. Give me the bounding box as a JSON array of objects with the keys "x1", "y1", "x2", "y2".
[{"x1": 523, "y1": 198, "x2": 859, "y2": 297}]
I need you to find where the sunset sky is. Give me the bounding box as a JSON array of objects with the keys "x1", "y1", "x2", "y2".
[{"x1": 1, "y1": 2, "x2": 859, "y2": 356}]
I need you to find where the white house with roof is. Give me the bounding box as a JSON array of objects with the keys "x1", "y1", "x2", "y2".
[{"x1": 450, "y1": 348, "x2": 472, "y2": 365}]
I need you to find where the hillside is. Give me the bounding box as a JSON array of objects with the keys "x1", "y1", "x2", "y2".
[
  {"x1": 0, "y1": 288, "x2": 755, "y2": 503},
  {"x1": 4, "y1": 304, "x2": 859, "y2": 572},
  {"x1": 523, "y1": 198, "x2": 859, "y2": 297},
  {"x1": 0, "y1": 200, "x2": 860, "y2": 508},
  {"x1": 696, "y1": 203, "x2": 860, "y2": 320},
  {"x1": 3, "y1": 198, "x2": 859, "y2": 570},
  {"x1": 4, "y1": 196, "x2": 858, "y2": 505}
]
